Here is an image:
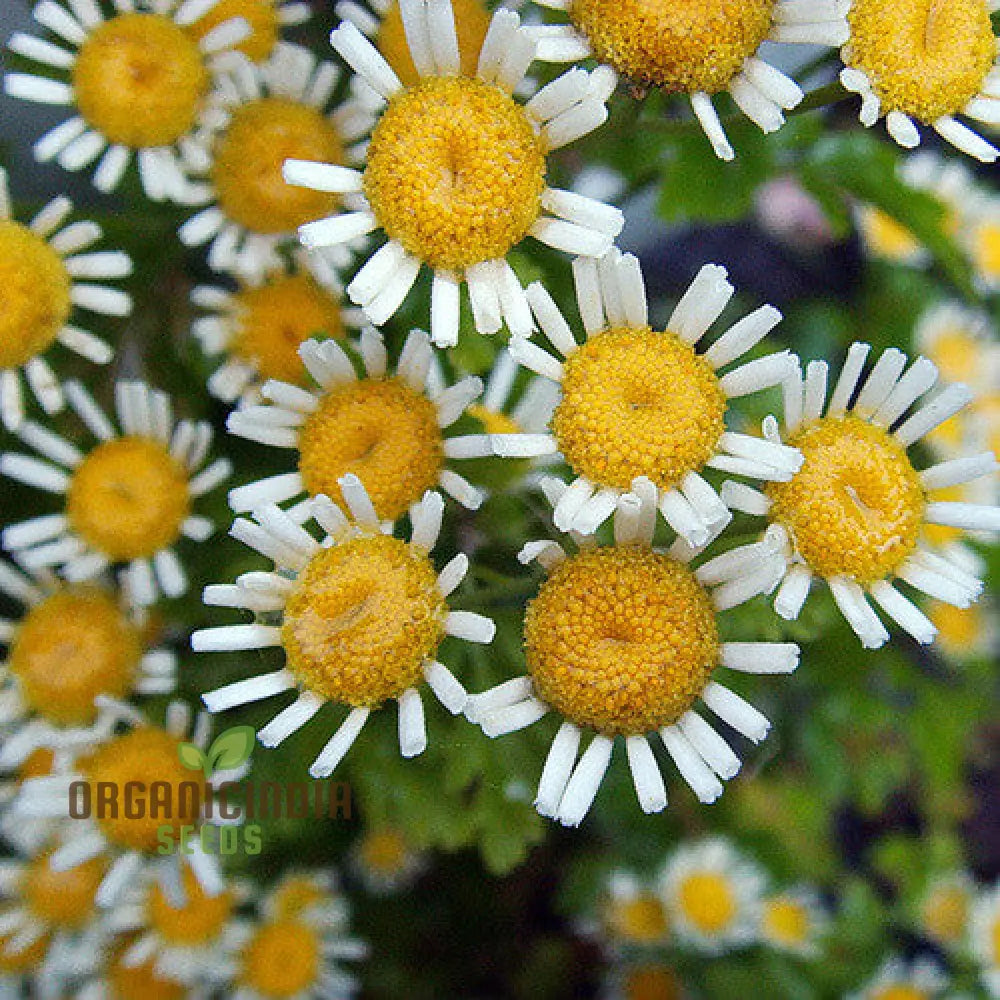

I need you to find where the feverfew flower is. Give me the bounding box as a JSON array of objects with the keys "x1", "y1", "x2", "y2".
[
  {"x1": 283, "y1": 0, "x2": 624, "y2": 347},
  {"x1": 186, "y1": 0, "x2": 312, "y2": 64},
  {"x1": 194, "y1": 477, "x2": 494, "y2": 774},
  {"x1": 0, "y1": 167, "x2": 131, "y2": 431},
  {"x1": 848, "y1": 956, "x2": 949, "y2": 1000},
  {"x1": 918, "y1": 872, "x2": 975, "y2": 949},
  {"x1": 914, "y1": 302, "x2": 998, "y2": 399},
  {"x1": 758, "y1": 886, "x2": 827, "y2": 957},
  {"x1": 351, "y1": 827, "x2": 426, "y2": 895},
  {"x1": 600, "y1": 871, "x2": 670, "y2": 947}
]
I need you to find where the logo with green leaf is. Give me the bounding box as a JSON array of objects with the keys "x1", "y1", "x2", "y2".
[{"x1": 178, "y1": 725, "x2": 256, "y2": 780}]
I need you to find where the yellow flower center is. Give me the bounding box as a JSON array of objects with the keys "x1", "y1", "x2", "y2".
[
  {"x1": 212, "y1": 97, "x2": 344, "y2": 235},
  {"x1": 282, "y1": 534, "x2": 446, "y2": 708},
  {"x1": 19, "y1": 747, "x2": 55, "y2": 781},
  {"x1": 845, "y1": 0, "x2": 996, "y2": 122},
  {"x1": 186, "y1": 0, "x2": 279, "y2": 63},
  {"x1": 363, "y1": 76, "x2": 546, "y2": 271},
  {"x1": 23, "y1": 849, "x2": 106, "y2": 930},
  {"x1": 377, "y1": 0, "x2": 491, "y2": 85},
  {"x1": 871, "y1": 987, "x2": 930, "y2": 1000},
  {"x1": 241, "y1": 920, "x2": 321, "y2": 998},
  {"x1": 926, "y1": 327, "x2": 981, "y2": 384},
  {"x1": 232, "y1": 274, "x2": 343, "y2": 385},
  {"x1": 972, "y1": 219, "x2": 1000, "y2": 282},
  {"x1": 109, "y1": 951, "x2": 187, "y2": 1000},
  {"x1": 67, "y1": 437, "x2": 192, "y2": 562},
  {"x1": 761, "y1": 897, "x2": 810, "y2": 947},
  {"x1": 0, "y1": 220, "x2": 71, "y2": 370},
  {"x1": 10, "y1": 589, "x2": 141, "y2": 726},
  {"x1": 524, "y1": 546, "x2": 719, "y2": 736},
  {"x1": 608, "y1": 894, "x2": 670, "y2": 943},
  {"x1": 920, "y1": 883, "x2": 969, "y2": 942},
  {"x1": 360, "y1": 829, "x2": 410, "y2": 876},
  {"x1": 0, "y1": 927, "x2": 50, "y2": 973},
  {"x1": 148, "y1": 866, "x2": 234, "y2": 946},
  {"x1": 623, "y1": 965, "x2": 683, "y2": 1000},
  {"x1": 72, "y1": 13, "x2": 208, "y2": 148},
  {"x1": 271, "y1": 877, "x2": 325, "y2": 919},
  {"x1": 928, "y1": 602, "x2": 985, "y2": 656},
  {"x1": 467, "y1": 404, "x2": 521, "y2": 437},
  {"x1": 553, "y1": 326, "x2": 727, "y2": 492},
  {"x1": 82, "y1": 727, "x2": 201, "y2": 853},
  {"x1": 767, "y1": 416, "x2": 925, "y2": 585},
  {"x1": 297, "y1": 377, "x2": 444, "y2": 521},
  {"x1": 992, "y1": 914, "x2": 1000, "y2": 964},
  {"x1": 860, "y1": 206, "x2": 921, "y2": 261},
  {"x1": 676, "y1": 871, "x2": 737, "y2": 934},
  {"x1": 569, "y1": 0, "x2": 776, "y2": 93}
]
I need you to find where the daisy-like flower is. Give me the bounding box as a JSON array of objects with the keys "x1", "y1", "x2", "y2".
[
  {"x1": 848, "y1": 956, "x2": 949, "y2": 1000},
  {"x1": 914, "y1": 302, "x2": 999, "y2": 399},
  {"x1": 226, "y1": 330, "x2": 495, "y2": 521},
  {"x1": 523, "y1": 0, "x2": 849, "y2": 161},
  {"x1": 964, "y1": 196, "x2": 1000, "y2": 295},
  {"x1": 351, "y1": 827, "x2": 426, "y2": 895},
  {"x1": 500, "y1": 253, "x2": 803, "y2": 542},
  {"x1": 719, "y1": 344, "x2": 1000, "y2": 649},
  {"x1": 11, "y1": 699, "x2": 231, "y2": 909},
  {"x1": 970, "y1": 884, "x2": 1000, "y2": 998},
  {"x1": 465, "y1": 477, "x2": 801, "y2": 827},
  {"x1": 4, "y1": 0, "x2": 253, "y2": 201},
  {"x1": 600, "y1": 871, "x2": 670, "y2": 947},
  {"x1": 186, "y1": 0, "x2": 313, "y2": 64},
  {"x1": 658, "y1": 839, "x2": 765, "y2": 954},
  {"x1": 77, "y1": 943, "x2": 194, "y2": 1000},
  {"x1": 0, "y1": 380, "x2": 231, "y2": 607},
  {"x1": 193, "y1": 476, "x2": 494, "y2": 774},
  {"x1": 758, "y1": 886, "x2": 827, "y2": 957},
  {"x1": 0, "y1": 167, "x2": 131, "y2": 432},
  {"x1": 918, "y1": 873, "x2": 975, "y2": 949},
  {"x1": 192, "y1": 252, "x2": 360, "y2": 407},
  {"x1": 840, "y1": 0, "x2": 1000, "y2": 162},
  {"x1": 0, "y1": 558, "x2": 176, "y2": 779},
  {"x1": 927, "y1": 600, "x2": 996, "y2": 661},
  {"x1": 179, "y1": 43, "x2": 364, "y2": 280},
  {"x1": 282, "y1": 0, "x2": 624, "y2": 347}
]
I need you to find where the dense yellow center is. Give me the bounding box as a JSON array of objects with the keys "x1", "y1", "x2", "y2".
[
  {"x1": 676, "y1": 872, "x2": 737, "y2": 933},
  {"x1": 72, "y1": 13, "x2": 208, "y2": 148},
  {"x1": 67, "y1": 437, "x2": 191, "y2": 561},
  {"x1": 297, "y1": 377, "x2": 444, "y2": 521},
  {"x1": 213, "y1": 97, "x2": 343, "y2": 235},
  {"x1": 871, "y1": 988, "x2": 930, "y2": 1000},
  {"x1": 623, "y1": 966, "x2": 683, "y2": 1000},
  {"x1": 845, "y1": 0, "x2": 996, "y2": 122},
  {"x1": 569, "y1": 0, "x2": 776, "y2": 93},
  {"x1": 608, "y1": 894, "x2": 670, "y2": 942},
  {"x1": 271, "y1": 877, "x2": 325, "y2": 919},
  {"x1": 23, "y1": 849, "x2": 106, "y2": 929},
  {"x1": 973, "y1": 220, "x2": 1000, "y2": 281},
  {"x1": 0, "y1": 220, "x2": 71, "y2": 369},
  {"x1": 524, "y1": 546, "x2": 719, "y2": 736},
  {"x1": 232, "y1": 274, "x2": 343, "y2": 385},
  {"x1": 187, "y1": 0, "x2": 279, "y2": 63},
  {"x1": 553, "y1": 326, "x2": 727, "y2": 492},
  {"x1": 83, "y1": 727, "x2": 200, "y2": 852},
  {"x1": 920, "y1": 884, "x2": 969, "y2": 942},
  {"x1": 0, "y1": 928, "x2": 49, "y2": 973},
  {"x1": 109, "y1": 952, "x2": 186, "y2": 1000},
  {"x1": 926, "y1": 327, "x2": 981, "y2": 384},
  {"x1": 282, "y1": 535, "x2": 446, "y2": 707},
  {"x1": 860, "y1": 206, "x2": 921, "y2": 261},
  {"x1": 767, "y1": 416, "x2": 925, "y2": 584},
  {"x1": 364, "y1": 77, "x2": 546, "y2": 271},
  {"x1": 241, "y1": 920, "x2": 321, "y2": 998},
  {"x1": 10, "y1": 589, "x2": 141, "y2": 726},
  {"x1": 467, "y1": 404, "x2": 520, "y2": 436},
  {"x1": 19, "y1": 747, "x2": 55, "y2": 781},
  {"x1": 148, "y1": 867, "x2": 234, "y2": 946},
  {"x1": 360, "y1": 829, "x2": 410, "y2": 875},
  {"x1": 928, "y1": 600, "x2": 987, "y2": 656},
  {"x1": 761, "y1": 897, "x2": 810, "y2": 947}
]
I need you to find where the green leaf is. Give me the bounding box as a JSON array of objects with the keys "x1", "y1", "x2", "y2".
[
  {"x1": 177, "y1": 742, "x2": 206, "y2": 772},
  {"x1": 207, "y1": 725, "x2": 257, "y2": 772}
]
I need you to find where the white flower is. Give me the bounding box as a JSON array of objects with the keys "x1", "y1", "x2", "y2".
[
  {"x1": 849, "y1": 955, "x2": 949, "y2": 1000},
  {"x1": 758, "y1": 885, "x2": 828, "y2": 957}
]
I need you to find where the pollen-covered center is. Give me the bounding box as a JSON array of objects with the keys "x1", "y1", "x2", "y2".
[
  {"x1": 677, "y1": 872, "x2": 737, "y2": 933},
  {"x1": 148, "y1": 866, "x2": 233, "y2": 946},
  {"x1": 213, "y1": 97, "x2": 344, "y2": 235},
  {"x1": 761, "y1": 897, "x2": 810, "y2": 947},
  {"x1": 23, "y1": 849, "x2": 106, "y2": 929},
  {"x1": 66, "y1": 437, "x2": 192, "y2": 561},
  {"x1": 232, "y1": 274, "x2": 344, "y2": 385},
  {"x1": 360, "y1": 829, "x2": 410, "y2": 876},
  {"x1": 552, "y1": 326, "x2": 727, "y2": 492},
  {"x1": 766, "y1": 415, "x2": 925, "y2": 584},
  {"x1": 363, "y1": 76, "x2": 547, "y2": 271},
  {"x1": 607, "y1": 894, "x2": 670, "y2": 942},
  {"x1": 10, "y1": 588, "x2": 141, "y2": 726},
  {"x1": 297, "y1": 377, "x2": 444, "y2": 521},
  {"x1": 82, "y1": 727, "x2": 200, "y2": 852},
  {"x1": 281, "y1": 535, "x2": 446, "y2": 707},
  {"x1": 241, "y1": 920, "x2": 321, "y2": 998},
  {"x1": 187, "y1": 0, "x2": 279, "y2": 63},
  {"x1": 569, "y1": 0, "x2": 777, "y2": 93},
  {"x1": 72, "y1": 13, "x2": 209, "y2": 148},
  {"x1": 524, "y1": 546, "x2": 720, "y2": 736},
  {"x1": 0, "y1": 220, "x2": 71, "y2": 369},
  {"x1": 844, "y1": 0, "x2": 996, "y2": 122}
]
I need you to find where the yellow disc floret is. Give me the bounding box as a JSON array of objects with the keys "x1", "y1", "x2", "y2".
[
  {"x1": 676, "y1": 872, "x2": 737, "y2": 934},
  {"x1": 972, "y1": 218, "x2": 1000, "y2": 285},
  {"x1": 212, "y1": 97, "x2": 344, "y2": 235},
  {"x1": 297, "y1": 377, "x2": 444, "y2": 521},
  {"x1": 232, "y1": 273, "x2": 344, "y2": 385},
  {"x1": 569, "y1": 0, "x2": 777, "y2": 93},
  {"x1": 921, "y1": 882, "x2": 970, "y2": 943},
  {"x1": 271, "y1": 877, "x2": 325, "y2": 919},
  {"x1": 871, "y1": 988, "x2": 931, "y2": 1000},
  {"x1": 860, "y1": 206, "x2": 922, "y2": 262},
  {"x1": 364, "y1": 77, "x2": 546, "y2": 271},
  {"x1": 109, "y1": 951, "x2": 187, "y2": 1000},
  {"x1": 67, "y1": 437, "x2": 191, "y2": 561},
  {"x1": 72, "y1": 13, "x2": 208, "y2": 148},
  {"x1": 928, "y1": 601, "x2": 988, "y2": 658},
  {"x1": 82, "y1": 727, "x2": 201, "y2": 852},
  {"x1": 761, "y1": 896, "x2": 811, "y2": 948},
  {"x1": 767, "y1": 416, "x2": 926, "y2": 584},
  {"x1": 607, "y1": 893, "x2": 670, "y2": 943},
  {"x1": 23, "y1": 849, "x2": 106, "y2": 930},
  {"x1": 844, "y1": 0, "x2": 996, "y2": 123},
  {"x1": 0, "y1": 927, "x2": 50, "y2": 974},
  {"x1": 360, "y1": 829, "x2": 410, "y2": 876},
  {"x1": 0, "y1": 221, "x2": 71, "y2": 369},
  {"x1": 10, "y1": 588, "x2": 141, "y2": 726},
  {"x1": 622, "y1": 965, "x2": 684, "y2": 1000},
  {"x1": 282, "y1": 535, "x2": 446, "y2": 707},
  {"x1": 524, "y1": 546, "x2": 719, "y2": 736},
  {"x1": 552, "y1": 326, "x2": 727, "y2": 492},
  {"x1": 186, "y1": 0, "x2": 279, "y2": 63},
  {"x1": 377, "y1": 0, "x2": 492, "y2": 85},
  {"x1": 148, "y1": 866, "x2": 233, "y2": 946},
  {"x1": 241, "y1": 920, "x2": 321, "y2": 998}
]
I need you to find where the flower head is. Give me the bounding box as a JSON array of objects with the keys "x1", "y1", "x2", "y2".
[
  {"x1": 283, "y1": 0, "x2": 623, "y2": 346},
  {"x1": 187, "y1": 0, "x2": 311, "y2": 63},
  {"x1": 758, "y1": 886, "x2": 827, "y2": 956},
  {"x1": 601, "y1": 871, "x2": 671, "y2": 946},
  {"x1": 917, "y1": 872, "x2": 974, "y2": 947},
  {"x1": 351, "y1": 827, "x2": 426, "y2": 894},
  {"x1": 849, "y1": 956, "x2": 949, "y2": 1000}
]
